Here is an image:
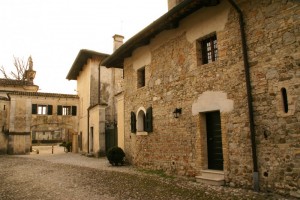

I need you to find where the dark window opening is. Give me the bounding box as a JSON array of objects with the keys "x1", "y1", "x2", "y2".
[
  {"x1": 281, "y1": 88, "x2": 288, "y2": 113},
  {"x1": 137, "y1": 67, "x2": 145, "y2": 88},
  {"x1": 201, "y1": 35, "x2": 218, "y2": 64}
]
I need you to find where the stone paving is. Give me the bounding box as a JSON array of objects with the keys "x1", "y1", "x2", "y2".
[{"x1": 0, "y1": 147, "x2": 296, "y2": 200}]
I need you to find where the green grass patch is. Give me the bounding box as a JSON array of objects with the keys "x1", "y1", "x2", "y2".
[{"x1": 138, "y1": 169, "x2": 175, "y2": 179}]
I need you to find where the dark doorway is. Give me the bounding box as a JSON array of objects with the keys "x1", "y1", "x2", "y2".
[
  {"x1": 206, "y1": 111, "x2": 223, "y2": 170},
  {"x1": 78, "y1": 132, "x2": 82, "y2": 151},
  {"x1": 105, "y1": 124, "x2": 118, "y2": 152},
  {"x1": 90, "y1": 127, "x2": 94, "y2": 153}
]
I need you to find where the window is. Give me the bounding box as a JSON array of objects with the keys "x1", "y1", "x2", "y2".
[
  {"x1": 281, "y1": 88, "x2": 288, "y2": 113},
  {"x1": 199, "y1": 35, "x2": 218, "y2": 64},
  {"x1": 137, "y1": 109, "x2": 146, "y2": 132},
  {"x1": 137, "y1": 67, "x2": 145, "y2": 88},
  {"x1": 57, "y1": 105, "x2": 77, "y2": 116},
  {"x1": 131, "y1": 106, "x2": 153, "y2": 134},
  {"x1": 38, "y1": 105, "x2": 47, "y2": 115},
  {"x1": 32, "y1": 104, "x2": 52, "y2": 115},
  {"x1": 63, "y1": 106, "x2": 71, "y2": 115}
]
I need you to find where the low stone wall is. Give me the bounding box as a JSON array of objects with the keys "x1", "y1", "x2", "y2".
[{"x1": 7, "y1": 133, "x2": 31, "y2": 155}]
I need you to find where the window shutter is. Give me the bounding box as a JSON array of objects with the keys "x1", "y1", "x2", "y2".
[
  {"x1": 57, "y1": 105, "x2": 62, "y2": 115},
  {"x1": 48, "y1": 105, "x2": 53, "y2": 115},
  {"x1": 145, "y1": 107, "x2": 153, "y2": 132},
  {"x1": 72, "y1": 106, "x2": 77, "y2": 116},
  {"x1": 32, "y1": 104, "x2": 37, "y2": 114},
  {"x1": 130, "y1": 112, "x2": 136, "y2": 133}
]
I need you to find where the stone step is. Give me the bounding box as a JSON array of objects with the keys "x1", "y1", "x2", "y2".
[
  {"x1": 195, "y1": 170, "x2": 225, "y2": 186},
  {"x1": 200, "y1": 169, "x2": 224, "y2": 179},
  {"x1": 195, "y1": 175, "x2": 225, "y2": 186}
]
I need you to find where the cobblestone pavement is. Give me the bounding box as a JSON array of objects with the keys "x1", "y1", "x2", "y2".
[{"x1": 0, "y1": 148, "x2": 296, "y2": 200}]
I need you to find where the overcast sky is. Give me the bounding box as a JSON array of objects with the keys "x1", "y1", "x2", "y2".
[{"x1": 0, "y1": 0, "x2": 167, "y2": 94}]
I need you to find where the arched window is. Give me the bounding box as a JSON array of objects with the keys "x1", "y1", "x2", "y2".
[
  {"x1": 133, "y1": 106, "x2": 153, "y2": 134},
  {"x1": 137, "y1": 109, "x2": 146, "y2": 132},
  {"x1": 281, "y1": 87, "x2": 288, "y2": 113}
]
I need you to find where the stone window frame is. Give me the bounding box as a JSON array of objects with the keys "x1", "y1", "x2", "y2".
[
  {"x1": 136, "y1": 107, "x2": 148, "y2": 135},
  {"x1": 196, "y1": 33, "x2": 218, "y2": 65},
  {"x1": 137, "y1": 66, "x2": 146, "y2": 89}
]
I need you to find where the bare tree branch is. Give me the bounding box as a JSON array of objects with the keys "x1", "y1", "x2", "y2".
[
  {"x1": 0, "y1": 66, "x2": 9, "y2": 79},
  {"x1": 0, "y1": 56, "x2": 29, "y2": 80}
]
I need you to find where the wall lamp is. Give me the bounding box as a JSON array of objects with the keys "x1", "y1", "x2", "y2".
[{"x1": 173, "y1": 108, "x2": 182, "y2": 118}]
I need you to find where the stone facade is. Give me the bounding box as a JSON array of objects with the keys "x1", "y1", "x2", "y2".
[
  {"x1": 102, "y1": 0, "x2": 299, "y2": 197},
  {"x1": 67, "y1": 48, "x2": 121, "y2": 156},
  {"x1": 0, "y1": 57, "x2": 79, "y2": 154},
  {"x1": 0, "y1": 88, "x2": 79, "y2": 154}
]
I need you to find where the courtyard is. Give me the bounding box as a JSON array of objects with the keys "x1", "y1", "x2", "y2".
[{"x1": 0, "y1": 147, "x2": 295, "y2": 200}]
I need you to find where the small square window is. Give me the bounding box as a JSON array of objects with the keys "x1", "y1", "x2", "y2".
[
  {"x1": 198, "y1": 34, "x2": 218, "y2": 64},
  {"x1": 137, "y1": 67, "x2": 145, "y2": 88}
]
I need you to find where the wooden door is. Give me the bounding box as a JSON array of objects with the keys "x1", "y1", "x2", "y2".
[{"x1": 206, "y1": 111, "x2": 223, "y2": 170}]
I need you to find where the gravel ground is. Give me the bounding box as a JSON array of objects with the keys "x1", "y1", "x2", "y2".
[{"x1": 0, "y1": 147, "x2": 296, "y2": 200}]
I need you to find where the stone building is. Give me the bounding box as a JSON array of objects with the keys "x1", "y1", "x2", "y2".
[
  {"x1": 66, "y1": 37, "x2": 124, "y2": 155},
  {"x1": 102, "y1": 0, "x2": 300, "y2": 197},
  {"x1": 0, "y1": 57, "x2": 79, "y2": 154}
]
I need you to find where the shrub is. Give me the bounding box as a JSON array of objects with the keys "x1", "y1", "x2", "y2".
[
  {"x1": 59, "y1": 141, "x2": 72, "y2": 152},
  {"x1": 107, "y1": 146, "x2": 125, "y2": 166}
]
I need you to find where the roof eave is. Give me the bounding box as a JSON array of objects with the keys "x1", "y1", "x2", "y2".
[
  {"x1": 101, "y1": 0, "x2": 220, "y2": 68},
  {"x1": 66, "y1": 49, "x2": 110, "y2": 80}
]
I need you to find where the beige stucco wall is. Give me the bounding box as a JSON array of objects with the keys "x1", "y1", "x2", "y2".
[
  {"x1": 116, "y1": 94, "x2": 124, "y2": 150},
  {"x1": 0, "y1": 100, "x2": 9, "y2": 154},
  {"x1": 7, "y1": 94, "x2": 78, "y2": 154},
  {"x1": 77, "y1": 60, "x2": 92, "y2": 153},
  {"x1": 76, "y1": 58, "x2": 112, "y2": 155}
]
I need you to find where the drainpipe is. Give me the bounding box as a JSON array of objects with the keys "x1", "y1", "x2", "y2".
[
  {"x1": 227, "y1": 0, "x2": 259, "y2": 191},
  {"x1": 87, "y1": 108, "x2": 90, "y2": 154}
]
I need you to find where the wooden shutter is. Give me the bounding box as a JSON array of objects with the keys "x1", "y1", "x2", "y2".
[
  {"x1": 130, "y1": 112, "x2": 136, "y2": 133},
  {"x1": 145, "y1": 107, "x2": 153, "y2": 132},
  {"x1": 32, "y1": 104, "x2": 37, "y2": 114},
  {"x1": 57, "y1": 105, "x2": 62, "y2": 115},
  {"x1": 72, "y1": 106, "x2": 77, "y2": 116},
  {"x1": 48, "y1": 105, "x2": 53, "y2": 115}
]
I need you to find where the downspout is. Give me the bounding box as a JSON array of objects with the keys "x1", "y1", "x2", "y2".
[
  {"x1": 227, "y1": 0, "x2": 259, "y2": 191},
  {"x1": 87, "y1": 108, "x2": 90, "y2": 154}
]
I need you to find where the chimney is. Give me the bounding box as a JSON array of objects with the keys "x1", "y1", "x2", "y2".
[
  {"x1": 113, "y1": 34, "x2": 124, "y2": 52},
  {"x1": 168, "y1": 0, "x2": 184, "y2": 10}
]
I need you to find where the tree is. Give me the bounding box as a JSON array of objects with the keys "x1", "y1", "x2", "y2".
[{"x1": 0, "y1": 56, "x2": 29, "y2": 80}]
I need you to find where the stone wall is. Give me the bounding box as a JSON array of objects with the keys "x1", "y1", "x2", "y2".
[
  {"x1": 0, "y1": 100, "x2": 9, "y2": 154},
  {"x1": 122, "y1": 0, "x2": 299, "y2": 197},
  {"x1": 239, "y1": 0, "x2": 300, "y2": 197},
  {"x1": 7, "y1": 94, "x2": 79, "y2": 154}
]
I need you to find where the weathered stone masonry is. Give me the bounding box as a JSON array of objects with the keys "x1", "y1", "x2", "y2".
[{"x1": 101, "y1": 0, "x2": 299, "y2": 197}]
